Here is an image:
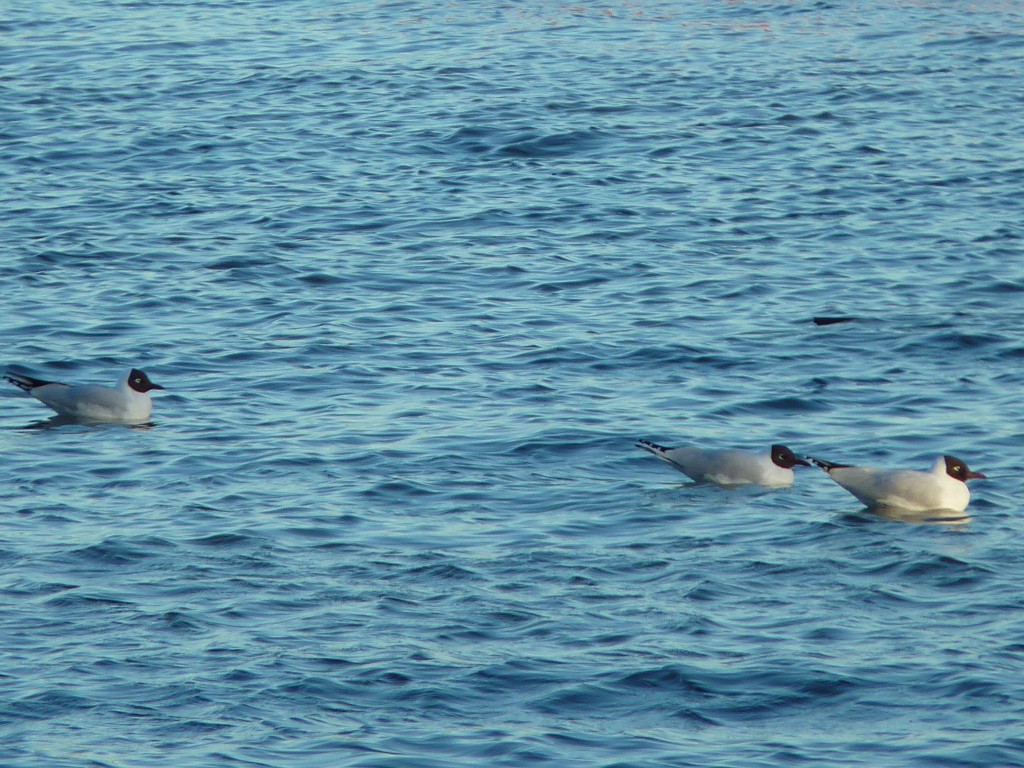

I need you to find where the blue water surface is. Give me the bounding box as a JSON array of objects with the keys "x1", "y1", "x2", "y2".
[{"x1": 2, "y1": 2, "x2": 1024, "y2": 766}]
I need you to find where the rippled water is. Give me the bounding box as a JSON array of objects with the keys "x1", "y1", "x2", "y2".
[{"x1": 3, "y1": 2, "x2": 1024, "y2": 766}]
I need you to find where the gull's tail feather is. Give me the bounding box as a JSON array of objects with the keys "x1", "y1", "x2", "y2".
[{"x1": 4, "y1": 372, "x2": 56, "y2": 393}]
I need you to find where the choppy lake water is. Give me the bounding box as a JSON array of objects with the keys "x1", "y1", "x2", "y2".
[{"x1": 2, "y1": 2, "x2": 1024, "y2": 766}]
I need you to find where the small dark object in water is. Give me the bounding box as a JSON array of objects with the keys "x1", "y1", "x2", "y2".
[{"x1": 813, "y1": 316, "x2": 856, "y2": 326}]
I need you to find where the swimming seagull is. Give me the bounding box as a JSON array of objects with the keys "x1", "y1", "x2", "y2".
[
  {"x1": 4, "y1": 368, "x2": 164, "y2": 424},
  {"x1": 807, "y1": 454, "x2": 986, "y2": 513},
  {"x1": 636, "y1": 440, "x2": 810, "y2": 487}
]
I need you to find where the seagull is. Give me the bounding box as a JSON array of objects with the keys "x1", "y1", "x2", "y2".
[
  {"x1": 4, "y1": 368, "x2": 164, "y2": 424},
  {"x1": 636, "y1": 440, "x2": 810, "y2": 486},
  {"x1": 807, "y1": 454, "x2": 986, "y2": 512}
]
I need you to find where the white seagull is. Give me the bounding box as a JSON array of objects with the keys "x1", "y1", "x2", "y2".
[
  {"x1": 807, "y1": 454, "x2": 986, "y2": 513},
  {"x1": 4, "y1": 368, "x2": 164, "y2": 424},
  {"x1": 636, "y1": 440, "x2": 810, "y2": 487}
]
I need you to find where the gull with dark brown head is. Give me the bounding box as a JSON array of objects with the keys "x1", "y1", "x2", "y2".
[
  {"x1": 636, "y1": 440, "x2": 810, "y2": 487},
  {"x1": 807, "y1": 454, "x2": 986, "y2": 513},
  {"x1": 4, "y1": 368, "x2": 164, "y2": 424}
]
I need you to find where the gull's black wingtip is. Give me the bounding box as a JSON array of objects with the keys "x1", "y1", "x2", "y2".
[
  {"x1": 807, "y1": 456, "x2": 849, "y2": 471},
  {"x1": 5, "y1": 373, "x2": 40, "y2": 393},
  {"x1": 637, "y1": 440, "x2": 676, "y2": 457}
]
